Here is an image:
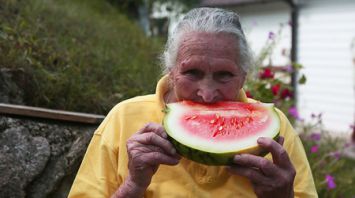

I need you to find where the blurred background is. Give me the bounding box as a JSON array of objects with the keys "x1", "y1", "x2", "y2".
[{"x1": 0, "y1": 0, "x2": 354, "y2": 197}]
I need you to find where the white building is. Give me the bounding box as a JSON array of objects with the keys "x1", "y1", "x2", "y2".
[{"x1": 200, "y1": 0, "x2": 355, "y2": 133}]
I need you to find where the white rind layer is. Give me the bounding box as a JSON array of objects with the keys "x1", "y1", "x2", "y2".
[{"x1": 164, "y1": 103, "x2": 280, "y2": 153}]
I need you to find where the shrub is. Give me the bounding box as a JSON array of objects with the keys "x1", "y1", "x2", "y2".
[
  {"x1": 299, "y1": 114, "x2": 355, "y2": 197},
  {"x1": 244, "y1": 27, "x2": 355, "y2": 197},
  {"x1": 0, "y1": 0, "x2": 163, "y2": 114},
  {"x1": 244, "y1": 28, "x2": 306, "y2": 121}
]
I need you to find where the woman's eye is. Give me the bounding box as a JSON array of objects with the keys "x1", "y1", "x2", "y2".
[
  {"x1": 214, "y1": 71, "x2": 234, "y2": 81},
  {"x1": 183, "y1": 69, "x2": 203, "y2": 79}
]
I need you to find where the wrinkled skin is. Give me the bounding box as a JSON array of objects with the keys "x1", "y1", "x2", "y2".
[
  {"x1": 126, "y1": 123, "x2": 180, "y2": 188},
  {"x1": 114, "y1": 123, "x2": 180, "y2": 197},
  {"x1": 228, "y1": 136, "x2": 296, "y2": 198},
  {"x1": 119, "y1": 32, "x2": 296, "y2": 198},
  {"x1": 168, "y1": 32, "x2": 246, "y2": 103}
]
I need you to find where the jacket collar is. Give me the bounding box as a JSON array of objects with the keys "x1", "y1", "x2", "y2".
[{"x1": 155, "y1": 75, "x2": 248, "y2": 110}]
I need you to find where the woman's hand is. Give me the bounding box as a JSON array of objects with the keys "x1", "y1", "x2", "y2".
[
  {"x1": 126, "y1": 123, "x2": 180, "y2": 190},
  {"x1": 227, "y1": 136, "x2": 296, "y2": 198}
]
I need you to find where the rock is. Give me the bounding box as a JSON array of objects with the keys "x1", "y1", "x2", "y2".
[
  {"x1": 0, "y1": 127, "x2": 50, "y2": 197},
  {"x1": 26, "y1": 126, "x2": 94, "y2": 198},
  {"x1": 0, "y1": 116, "x2": 97, "y2": 198}
]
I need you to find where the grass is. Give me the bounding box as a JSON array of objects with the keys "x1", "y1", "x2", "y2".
[{"x1": 0, "y1": 0, "x2": 163, "y2": 114}]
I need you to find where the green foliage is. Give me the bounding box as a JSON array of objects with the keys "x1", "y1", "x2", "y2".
[
  {"x1": 107, "y1": 0, "x2": 199, "y2": 16},
  {"x1": 0, "y1": 0, "x2": 163, "y2": 114},
  {"x1": 299, "y1": 115, "x2": 355, "y2": 197},
  {"x1": 245, "y1": 26, "x2": 355, "y2": 197},
  {"x1": 298, "y1": 74, "x2": 307, "y2": 84},
  {"x1": 243, "y1": 28, "x2": 304, "y2": 120}
]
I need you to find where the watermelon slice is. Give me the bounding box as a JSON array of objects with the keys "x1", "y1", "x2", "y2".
[{"x1": 163, "y1": 101, "x2": 280, "y2": 165}]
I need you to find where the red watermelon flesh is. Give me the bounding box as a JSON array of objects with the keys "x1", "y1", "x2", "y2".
[{"x1": 163, "y1": 101, "x2": 281, "y2": 165}]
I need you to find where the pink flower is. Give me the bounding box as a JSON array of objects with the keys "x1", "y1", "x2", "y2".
[
  {"x1": 310, "y1": 145, "x2": 319, "y2": 153},
  {"x1": 271, "y1": 84, "x2": 280, "y2": 96},
  {"x1": 288, "y1": 106, "x2": 300, "y2": 120},
  {"x1": 281, "y1": 88, "x2": 293, "y2": 99},
  {"x1": 286, "y1": 64, "x2": 293, "y2": 73},
  {"x1": 245, "y1": 91, "x2": 253, "y2": 98},
  {"x1": 325, "y1": 174, "x2": 336, "y2": 190},
  {"x1": 259, "y1": 68, "x2": 274, "y2": 79},
  {"x1": 330, "y1": 151, "x2": 341, "y2": 160},
  {"x1": 268, "y1": 31, "x2": 275, "y2": 40},
  {"x1": 310, "y1": 133, "x2": 321, "y2": 141}
]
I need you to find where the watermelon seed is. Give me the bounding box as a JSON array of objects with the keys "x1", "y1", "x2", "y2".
[
  {"x1": 215, "y1": 113, "x2": 220, "y2": 119},
  {"x1": 191, "y1": 115, "x2": 197, "y2": 119},
  {"x1": 236, "y1": 123, "x2": 241, "y2": 129},
  {"x1": 210, "y1": 119, "x2": 216, "y2": 124},
  {"x1": 212, "y1": 130, "x2": 219, "y2": 137},
  {"x1": 218, "y1": 126, "x2": 223, "y2": 131}
]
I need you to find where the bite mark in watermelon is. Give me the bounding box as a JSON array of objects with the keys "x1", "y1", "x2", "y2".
[{"x1": 163, "y1": 101, "x2": 281, "y2": 165}]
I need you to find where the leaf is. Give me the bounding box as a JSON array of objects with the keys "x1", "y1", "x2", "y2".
[
  {"x1": 0, "y1": 30, "x2": 8, "y2": 40},
  {"x1": 298, "y1": 74, "x2": 307, "y2": 84},
  {"x1": 292, "y1": 62, "x2": 303, "y2": 70}
]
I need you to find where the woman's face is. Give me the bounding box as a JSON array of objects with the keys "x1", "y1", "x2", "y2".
[{"x1": 169, "y1": 32, "x2": 246, "y2": 103}]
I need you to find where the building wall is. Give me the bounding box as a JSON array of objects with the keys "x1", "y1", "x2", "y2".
[
  {"x1": 232, "y1": 0, "x2": 355, "y2": 133},
  {"x1": 298, "y1": 0, "x2": 355, "y2": 133},
  {"x1": 233, "y1": 1, "x2": 291, "y2": 66}
]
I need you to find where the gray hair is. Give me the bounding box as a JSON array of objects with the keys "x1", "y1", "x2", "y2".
[{"x1": 161, "y1": 7, "x2": 253, "y2": 74}]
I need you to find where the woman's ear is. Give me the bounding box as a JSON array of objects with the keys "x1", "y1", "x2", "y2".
[
  {"x1": 238, "y1": 72, "x2": 247, "y2": 89},
  {"x1": 241, "y1": 74, "x2": 247, "y2": 85},
  {"x1": 168, "y1": 66, "x2": 177, "y2": 82},
  {"x1": 167, "y1": 71, "x2": 174, "y2": 88}
]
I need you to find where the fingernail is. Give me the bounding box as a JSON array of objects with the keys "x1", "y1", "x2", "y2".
[
  {"x1": 257, "y1": 137, "x2": 265, "y2": 144},
  {"x1": 233, "y1": 155, "x2": 241, "y2": 162},
  {"x1": 162, "y1": 133, "x2": 168, "y2": 138}
]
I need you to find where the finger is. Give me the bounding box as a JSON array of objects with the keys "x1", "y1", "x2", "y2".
[
  {"x1": 141, "y1": 152, "x2": 180, "y2": 166},
  {"x1": 138, "y1": 123, "x2": 168, "y2": 138},
  {"x1": 277, "y1": 136, "x2": 285, "y2": 146},
  {"x1": 233, "y1": 154, "x2": 277, "y2": 176},
  {"x1": 133, "y1": 143, "x2": 181, "y2": 160},
  {"x1": 134, "y1": 132, "x2": 176, "y2": 156},
  {"x1": 227, "y1": 165, "x2": 269, "y2": 186},
  {"x1": 257, "y1": 137, "x2": 291, "y2": 168}
]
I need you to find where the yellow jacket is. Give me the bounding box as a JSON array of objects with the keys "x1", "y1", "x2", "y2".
[{"x1": 69, "y1": 76, "x2": 318, "y2": 198}]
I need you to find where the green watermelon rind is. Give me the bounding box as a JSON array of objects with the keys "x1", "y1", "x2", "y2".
[
  {"x1": 167, "y1": 131, "x2": 279, "y2": 165},
  {"x1": 163, "y1": 102, "x2": 281, "y2": 166}
]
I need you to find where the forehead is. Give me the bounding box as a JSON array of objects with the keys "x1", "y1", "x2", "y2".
[{"x1": 176, "y1": 32, "x2": 239, "y2": 65}]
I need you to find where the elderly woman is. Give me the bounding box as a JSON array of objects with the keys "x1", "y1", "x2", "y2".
[{"x1": 69, "y1": 8, "x2": 317, "y2": 198}]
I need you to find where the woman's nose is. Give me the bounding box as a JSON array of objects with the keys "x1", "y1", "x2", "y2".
[{"x1": 197, "y1": 84, "x2": 218, "y2": 103}]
